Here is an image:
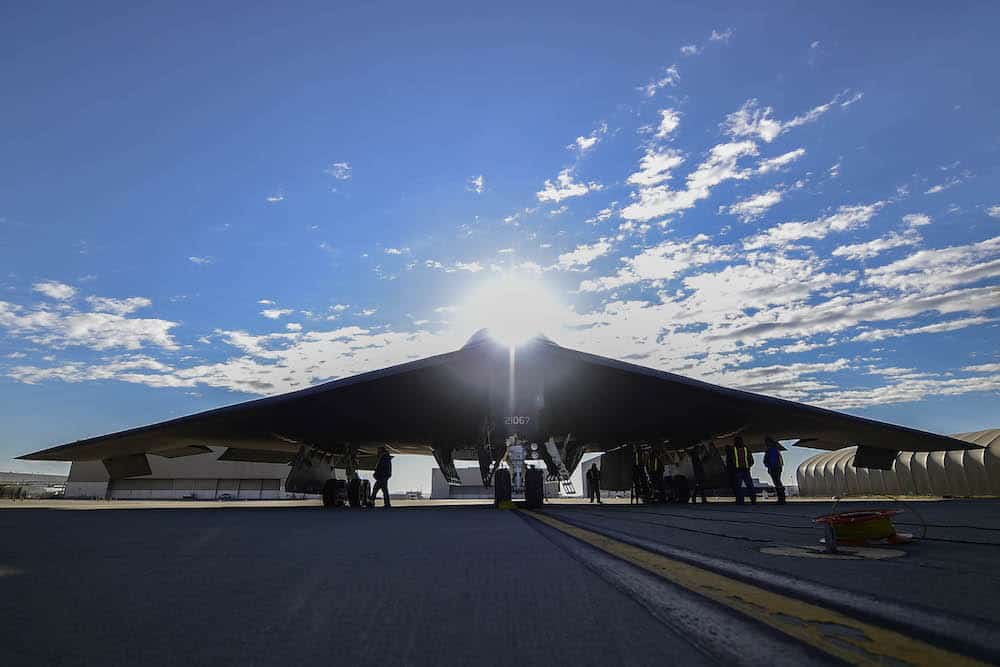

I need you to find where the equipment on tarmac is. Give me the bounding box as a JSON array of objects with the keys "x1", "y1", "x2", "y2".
[{"x1": 815, "y1": 509, "x2": 913, "y2": 552}]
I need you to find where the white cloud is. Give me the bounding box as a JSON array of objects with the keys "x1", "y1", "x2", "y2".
[
  {"x1": 497, "y1": 248, "x2": 515, "y2": 254},
  {"x1": 964, "y1": 362, "x2": 1000, "y2": 373},
  {"x1": 579, "y1": 234, "x2": 728, "y2": 292},
  {"x1": 326, "y1": 162, "x2": 352, "y2": 180},
  {"x1": 359, "y1": 308, "x2": 377, "y2": 317},
  {"x1": 570, "y1": 123, "x2": 608, "y2": 154},
  {"x1": 743, "y1": 201, "x2": 886, "y2": 249},
  {"x1": 723, "y1": 92, "x2": 849, "y2": 143},
  {"x1": 710, "y1": 28, "x2": 734, "y2": 42},
  {"x1": 536, "y1": 168, "x2": 603, "y2": 203},
  {"x1": 33, "y1": 281, "x2": 76, "y2": 300},
  {"x1": 331, "y1": 304, "x2": 349, "y2": 312},
  {"x1": 384, "y1": 247, "x2": 409, "y2": 255},
  {"x1": 556, "y1": 239, "x2": 613, "y2": 270},
  {"x1": 724, "y1": 188, "x2": 785, "y2": 222},
  {"x1": 852, "y1": 316, "x2": 994, "y2": 342},
  {"x1": 188, "y1": 256, "x2": 213, "y2": 265},
  {"x1": 85, "y1": 296, "x2": 153, "y2": 316},
  {"x1": 0, "y1": 300, "x2": 178, "y2": 351},
  {"x1": 260, "y1": 308, "x2": 294, "y2": 319},
  {"x1": 639, "y1": 65, "x2": 680, "y2": 97},
  {"x1": 626, "y1": 148, "x2": 685, "y2": 187},
  {"x1": 987, "y1": 205, "x2": 1000, "y2": 219},
  {"x1": 828, "y1": 161, "x2": 842, "y2": 179},
  {"x1": 467, "y1": 174, "x2": 485, "y2": 194},
  {"x1": 925, "y1": 177, "x2": 961, "y2": 195},
  {"x1": 266, "y1": 195, "x2": 285, "y2": 203},
  {"x1": 9, "y1": 355, "x2": 175, "y2": 386},
  {"x1": 832, "y1": 229, "x2": 922, "y2": 261},
  {"x1": 902, "y1": 213, "x2": 932, "y2": 227},
  {"x1": 285, "y1": 323, "x2": 302, "y2": 332},
  {"x1": 586, "y1": 202, "x2": 618, "y2": 224},
  {"x1": 814, "y1": 369, "x2": 1000, "y2": 411},
  {"x1": 655, "y1": 109, "x2": 681, "y2": 139},
  {"x1": 450, "y1": 261, "x2": 484, "y2": 273},
  {"x1": 864, "y1": 236, "x2": 1000, "y2": 293},
  {"x1": 621, "y1": 141, "x2": 758, "y2": 222},
  {"x1": 840, "y1": 91, "x2": 864, "y2": 108},
  {"x1": 680, "y1": 44, "x2": 702, "y2": 56},
  {"x1": 810, "y1": 40, "x2": 820, "y2": 49},
  {"x1": 502, "y1": 206, "x2": 538, "y2": 226},
  {"x1": 258, "y1": 299, "x2": 275, "y2": 305},
  {"x1": 756, "y1": 148, "x2": 806, "y2": 174}
]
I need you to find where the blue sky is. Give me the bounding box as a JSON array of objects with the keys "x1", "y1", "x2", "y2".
[{"x1": 2, "y1": 2, "x2": 998, "y2": 492}]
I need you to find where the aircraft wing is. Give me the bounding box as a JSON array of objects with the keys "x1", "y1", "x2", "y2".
[
  {"x1": 540, "y1": 343, "x2": 976, "y2": 457},
  {"x1": 18, "y1": 344, "x2": 494, "y2": 464},
  {"x1": 20, "y1": 333, "x2": 975, "y2": 473}
]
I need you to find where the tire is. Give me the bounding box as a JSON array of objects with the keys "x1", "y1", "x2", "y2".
[
  {"x1": 361, "y1": 480, "x2": 372, "y2": 507},
  {"x1": 347, "y1": 478, "x2": 361, "y2": 508},
  {"x1": 525, "y1": 468, "x2": 544, "y2": 509},
  {"x1": 322, "y1": 479, "x2": 341, "y2": 508},
  {"x1": 494, "y1": 469, "x2": 512, "y2": 506}
]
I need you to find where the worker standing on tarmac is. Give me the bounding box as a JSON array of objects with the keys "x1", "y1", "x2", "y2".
[
  {"x1": 370, "y1": 446, "x2": 393, "y2": 508},
  {"x1": 689, "y1": 447, "x2": 709, "y2": 504},
  {"x1": 763, "y1": 436, "x2": 786, "y2": 504},
  {"x1": 586, "y1": 463, "x2": 602, "y2": 504},
  {"x1": 726, "y1": 437, "x2": 756, "y2": 505}
]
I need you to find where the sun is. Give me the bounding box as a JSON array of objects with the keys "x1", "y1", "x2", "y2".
[{"x1": 455, "y1": 275, "x2": 568, "y2": 346}]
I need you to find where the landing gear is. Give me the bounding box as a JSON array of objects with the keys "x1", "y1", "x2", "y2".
[
  {"x1": 347, "y1": 477, "x2": 362, "y2": 508},
  {"x1": 494, "y1": 469, "x2": 512, "y2": 507},
  {"x1": 347, "y1": 477, "x2": 374, "y2": 508},
  {"x1": 524, "y1": 468, "x2": 544, "y2": 509},
  {"x1": 322, "y1": 479, "x2": 346, "y2": 508}
]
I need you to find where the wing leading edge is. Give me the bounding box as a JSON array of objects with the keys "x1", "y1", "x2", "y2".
[{"x1": 19, "y1": 333, "x2": 976, "y2": 465}]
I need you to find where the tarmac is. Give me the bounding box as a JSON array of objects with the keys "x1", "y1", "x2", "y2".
[{"x1": 1, "y1": 497, "x2": 998, "y2": 666}]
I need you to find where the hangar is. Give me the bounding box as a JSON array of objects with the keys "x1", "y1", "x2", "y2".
[
  {"x1": 65, "y1": 446, "x2": 301, "y2": 500},
  {"x1": 796, "y1": 428, "x2": 1000, "y2": 497}
]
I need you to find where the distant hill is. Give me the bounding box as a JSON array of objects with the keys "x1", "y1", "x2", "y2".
[{"x1": 0, "y1": 471, "x2": 67, "y2": 484}]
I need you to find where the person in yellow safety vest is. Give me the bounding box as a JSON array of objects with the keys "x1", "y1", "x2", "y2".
[
  {"x1": 763, "y1": 436, "x2": 786, "y2": 504},
  {"x1": 726, "y1": 436, "x2": 756, "y2": 505}
]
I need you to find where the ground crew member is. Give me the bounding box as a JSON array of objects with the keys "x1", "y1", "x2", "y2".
[
  {"x1": 763, "y1": 436, "x2": 786, "y2": 504},
  {"x1": 370, "y1": 446, "x2": 393, "y2": 508},
  {"x1": 630, "y1": 460, "x2": 644, "y2": 504},
  {"x1": 689, "y1": 448, "x2": 708, "y2": 503},
  {"x1": 586, "y1": 463, "x2": 602, "y2": 504},
  {"x1": 726, "y1": 436, "x2": 756, "y2": 505}
]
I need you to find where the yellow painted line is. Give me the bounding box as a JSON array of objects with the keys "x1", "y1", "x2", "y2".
[{"x1": 526, "y1": 510, "x2": 988, "y2": 667}]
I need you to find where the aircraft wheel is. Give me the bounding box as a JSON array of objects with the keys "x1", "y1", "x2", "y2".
[
  {"x1": 322, "y1": 479, "x2": 340, "y2": 508},
  {"x1": 361, "y1": 480, "x2": 372, "y2": 507},
  {"x1": 347, "y1": 477, "x2": 361, "y2": 508}
]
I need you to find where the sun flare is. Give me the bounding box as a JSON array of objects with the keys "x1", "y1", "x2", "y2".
[{"x1": 455, "y1": 275, "x2": 568, "y2": 346}]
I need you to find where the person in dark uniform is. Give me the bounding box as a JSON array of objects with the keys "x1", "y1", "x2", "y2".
[
  {"x1": 586, "y1": 463, "x2": 602, "y2": 504},
  {"x1": 726, "y1": 436, "x2": 756, "y2": 505},
  {"x1": 370, "y1": 446, "x2": 393, "y2": 508},
  {"x1": 763, "y1": 436, "x2": 786, "y2": 504},
  {"x1": 689, "y1": 448, "x2": 709, "y2": 503}
]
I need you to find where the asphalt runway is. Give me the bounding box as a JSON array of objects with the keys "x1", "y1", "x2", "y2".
[{"x1": 2, "y1": 499, "x2": 998, "y2": 666}]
